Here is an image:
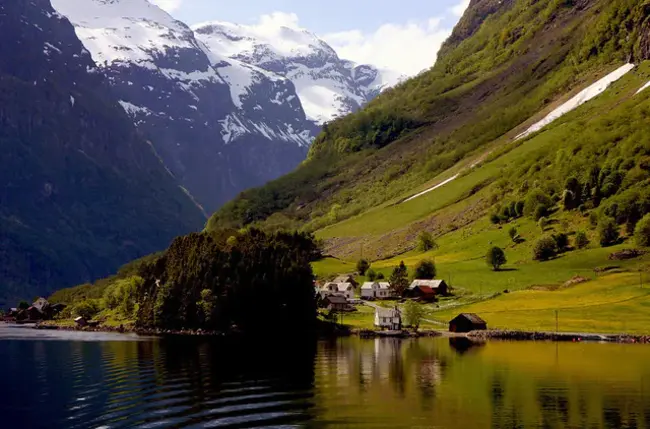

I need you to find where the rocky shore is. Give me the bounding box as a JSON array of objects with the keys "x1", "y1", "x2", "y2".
[{"x1": 468, "y1": 329, "x2": 650, "y2": 344}]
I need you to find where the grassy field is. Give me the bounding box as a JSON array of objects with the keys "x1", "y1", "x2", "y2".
[{"x1": 431, "y1": 272, "x2": 650, "y2": 334}]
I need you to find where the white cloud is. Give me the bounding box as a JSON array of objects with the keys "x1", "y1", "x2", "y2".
[
  {"x1": 257, "y1": 11, "x2": 301, "y2": 29},
  {"x1": 451, "y1": 0, "x2": 471, "y2": 17},
  {"x1": 323, "y1": 18, "x2": 453, "y2": 76},
  {"x1": 149, "y1": 0, "x2": 183, "y2": 13}
]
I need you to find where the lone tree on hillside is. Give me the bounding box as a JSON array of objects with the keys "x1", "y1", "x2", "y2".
[
  {"x1": 366, "y1": 268, "x2": 377, "y2": 281},
  {"x1": 414, "y1": 259, "x2": 436, "y2": 280},
  {"x1": 356, "y1": 259, "x2": 370, "y2": 276},
  {"x1": 389, "y1": 261, "x2": 409, "y2": 297},
  {"x1": 486, "y1": 246, "x2": 507, "y2": 271},
  {"x1": 417, "y1": 231, "x2": 438, "y2": 252},
  {"x1": 404, "y1": 300, "x2": 425, "y2": 330}
]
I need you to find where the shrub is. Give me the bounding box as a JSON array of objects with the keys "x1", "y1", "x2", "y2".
[
  {"x1": 366, "y1": 268, "x2": 377, "y2": 281},
  {"x1": 575, "y1": 231, "x2": 589, "y2": 249},
  {"x1": 376, "y1": 272, "x2": 385, "y2": 280},
  {"x1": 533, "y1": 237, "x2": 557, "y2": 261},
  {"x1": 508, "y1": 227, "x2": 518, "y2": 242},
  {"x1": 589, "y1": 212, "x2": 599, "y2": 228},
  {"x1": 534, "y1": 205, "x2": 549, "y2": 221},
  {"x1": 417, "y1": 231, "x2": 438, "y2": 252},
  {"x1": 356, "y1": 259, "x2": 370, "y2": 275},
  {"x1": 538, "y1": 216, "x2": 548, "y2": 231},
  {"x1": 553, "y1": 233, "x2": 569, "y2": 252},
  {"x1": 486, "y1": 247, "x2": 507, "y2": 271},
  {"x1": 634, "y1": 214, "x2": 650, "y2": 247},
  {"x1": 515, "y1": 201, "x2": 525, "y2": 217},
  {"x1": 598, "y1": 217, "x2": 619, "y2": 247},
  {"x1": 414, "y1": 260, "x2": 436, "y2": 280},
  {"x1": 524, "y1": 190, "x2": 553, "y2": 219},
  {"x1": 490, "y1": 213, "x2": 501, "y2": 224}
]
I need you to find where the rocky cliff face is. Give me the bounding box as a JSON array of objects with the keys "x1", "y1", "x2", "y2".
[{"x1": 0, "y1": 0, "x2": 205, "y2": 306}]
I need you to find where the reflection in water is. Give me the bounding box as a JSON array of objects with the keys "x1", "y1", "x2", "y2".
[
  {"x1": 448, "y1": 336, "x2": 485, "y2": 355},
  {"x1": 2, "y1": 327, "x2": 650, "y2": 428}
]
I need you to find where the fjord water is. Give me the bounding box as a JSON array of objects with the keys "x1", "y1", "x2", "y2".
[{"x1": 2, "y1": 326, "x2": 650, "y2": 428}]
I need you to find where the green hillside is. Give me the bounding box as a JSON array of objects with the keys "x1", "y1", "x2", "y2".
[
  {"x1": 49, "y1": 0, "x2": 650, "y2": 335},
  {"x1": 200, "y1": 0, "x2": 650, "y2": 333}
]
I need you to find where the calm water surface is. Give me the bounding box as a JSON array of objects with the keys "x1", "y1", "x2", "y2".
[{"x1": 2, "y1": 325, "x2": 650, "y2": 428}]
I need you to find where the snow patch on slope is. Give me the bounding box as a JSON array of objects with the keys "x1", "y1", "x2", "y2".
[
  {"x1": 516, "y1": 64, "x2": 635, "y2": 140},
  {"x1": 636, "y1": 80, "x2": 650, "y2": 95}
]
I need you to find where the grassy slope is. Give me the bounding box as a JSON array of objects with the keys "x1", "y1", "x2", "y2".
[
  {"x1": 209, "y1": 0, "x2": 638, "y2": 233},
  {"x1": 311, "y1": 63, "x2": 650, "y2": 334}
]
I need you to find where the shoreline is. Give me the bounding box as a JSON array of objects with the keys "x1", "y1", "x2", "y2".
[
  {"x1": 468, "y1": 329, "x2": 650, "y2": 344},
  {"x1": 11, "y1": 322, "x2": 650, "y2": 343}
]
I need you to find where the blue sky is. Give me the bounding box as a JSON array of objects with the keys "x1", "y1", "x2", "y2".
[
  {"x1": 163, "y1": 0, "x2": 465, "y2": 33},
  {"x1": 151, "y1": 0, "x2": 470, "y2": 75}
]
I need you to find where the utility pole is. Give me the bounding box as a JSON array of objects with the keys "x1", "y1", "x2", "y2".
[{"x1": 555, "y1": 310, "x2": 559, "y2": 333}]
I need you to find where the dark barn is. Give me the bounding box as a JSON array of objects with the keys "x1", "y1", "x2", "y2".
[{"x1": 449, "y1": 313, "x2": 487, "y2": 333}]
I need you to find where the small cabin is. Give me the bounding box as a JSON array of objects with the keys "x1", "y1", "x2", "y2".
[
  {"x1": 323, "y1": 295, "x2": 350, "y2": 312},
  {"x1": 449, "y1": 313, "x2": 487, "y2": 333}
]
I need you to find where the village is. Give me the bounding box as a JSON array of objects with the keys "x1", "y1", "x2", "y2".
[
  {"x1": 316, "y1": 274, "x2": 487, "y2": 335},
  {"x1": 0, "y1": 297, "x2": 99, "y2": 328}
]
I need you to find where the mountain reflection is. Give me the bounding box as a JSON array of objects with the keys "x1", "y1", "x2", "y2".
[{"x1": 2, "y1": 329, "x2": 650, "y2": 429}]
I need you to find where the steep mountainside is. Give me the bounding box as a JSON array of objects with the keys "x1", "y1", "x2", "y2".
[
  {"x1": 208, "y1": 0, "x2": 650, "y2": 254},
  {"x1": 51, "y1": 0, "x2": 317, "y2": 212},
  {"x1": 193, "y1": 21, "x2": 405, "y2": 125},
  {"x1": 0, "y1": 0, "x2": 205, "y2": 306}
]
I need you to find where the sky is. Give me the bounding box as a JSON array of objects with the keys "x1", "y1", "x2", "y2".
[{"x1": 149, "y1": 0, "x2": 471, "y2": 76}]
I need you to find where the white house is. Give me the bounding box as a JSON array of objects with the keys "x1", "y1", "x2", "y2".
[
  {"x1": 361, "y1": 282, "x2": 394, "y2": 299},
  {"x1": 321, "y1": 282, "x2": 355, "y2": 299},
  {"x1": 374, "y1": 307, "x2": 402, "y2": 330}
]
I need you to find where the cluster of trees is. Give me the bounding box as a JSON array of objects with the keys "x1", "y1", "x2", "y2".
[
  {"x1": 491, "y1": 200, "x2": 525, "y2": 224},
  {"x1": 134, "y1": 229, "x2": 321, "y2": 333}
]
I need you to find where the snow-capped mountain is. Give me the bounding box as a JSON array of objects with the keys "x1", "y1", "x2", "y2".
[
  {"x1": 51, "y1": 0, "x2": 316, "y2": 212},
  {"x1": 193, "y1": 21, "x2": 406, "y2": 125},
  {"x1": 50, "y1": 0, "x2": 404, "y2": 211}
]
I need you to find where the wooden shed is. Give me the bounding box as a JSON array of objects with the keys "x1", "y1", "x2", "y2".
[{"x1": 449, "y1": 313, "x2": 487, "y2": 333}]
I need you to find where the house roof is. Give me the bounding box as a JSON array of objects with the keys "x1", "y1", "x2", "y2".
[
  {"x1": 451, "y1": 313, "x2": 487, "y2": 325},
  {"x1": 377, "y1": 282, "x2": 391, "y2": 290},
  {"x1": 337, "y1": 283, "x2": 353, "y2": 292},
  {"x1": 325, "y1": 295, "x2": 349, "y2": 304},
  {"x1": 409, "y1": 280, "x2": 446, "y2": 289},
  {"x1": 376, "y1": 307, "x2": 400, "y2": 318},
  {"x1": 32, "y1": 297, "x2": 49, "y2": 311},
  {"x1": 361, "y1": 282, "x2": 376, "y2": 290}
]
